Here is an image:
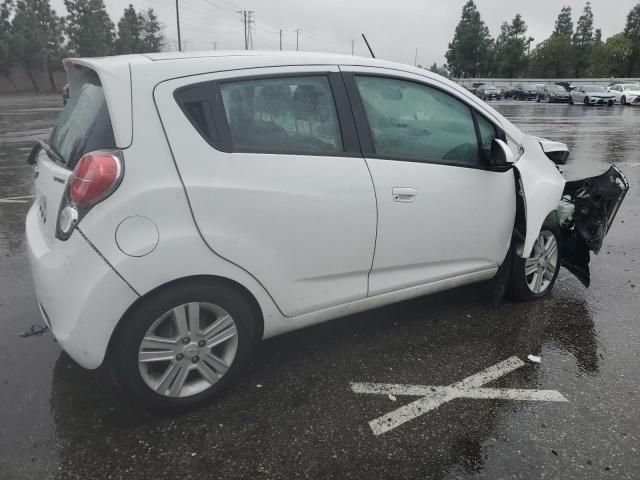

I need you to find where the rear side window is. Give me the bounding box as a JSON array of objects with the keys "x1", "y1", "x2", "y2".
[
  {"x1": 49, "y1": 75, "x2": 115, "y2": 169},
  {"x1": 219, "y1": 76, "x2": 343, "y2": 154}
]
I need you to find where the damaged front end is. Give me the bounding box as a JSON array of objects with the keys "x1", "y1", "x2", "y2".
[{"x1": 557, "y1": 165, "x2": 629, "y2": 287}]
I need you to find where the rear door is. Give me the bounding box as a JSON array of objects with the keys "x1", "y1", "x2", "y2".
[
  {"x1": 341, "y1": 68, "x2": 516, "y2": 295},
  {"x1": 155, "y1": 66, "x2": 377, "y2": 317}
]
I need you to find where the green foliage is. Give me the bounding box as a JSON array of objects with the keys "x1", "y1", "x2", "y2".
[
  {"x1": 10, "y1": 0, "x2": 65, "y2": 90},
  {"x1": 494, "y1": 14, "x2": 529, "y2": 77},
  {"x1": 553, "y1": 6, "x2": 573, "y2": 37},
  {"x1": 445, "y1": 0, "x2": 493, "y2": 78},
  {"x1": 115, "y1": 5, "x2": 164, "y2": 54},
  {"x1": 625, "y1": 2, "x2": 640, "y2": 76},
  {"x1": 64, "y1": 0, "x2": 115, "y2": 57},
  {"x1": 0, "y1": 0, "x2": 13, "y2": 79},
  {"x1": 572, "y1": 1, "x2": 594, "y2": 76},
  {"x1": 428, "y1": 62, "x2": 449, "y2": 77},
  {"x1": 529, "y1": 35, "x2": 573, "y2": 78}
]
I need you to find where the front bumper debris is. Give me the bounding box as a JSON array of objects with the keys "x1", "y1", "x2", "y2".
[{"x1": 561, "y1": 165, "x2": 629, "y2": 286}]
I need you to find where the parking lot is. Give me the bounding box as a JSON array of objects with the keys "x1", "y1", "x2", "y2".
[{"x1": 1, "y1": 95, "x2": 639, "y2": 479}]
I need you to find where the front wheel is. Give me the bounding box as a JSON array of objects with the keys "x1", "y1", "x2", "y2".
[
  {"x1": 621, "y1": 96, "x2": 627, "y2": 105},
  {"x1": 584, "y1": 97, "x2": 590, "y2": 106},
  {"x1": 569, "y1": 96, "x2": 574, "y2": 105},
  {"x1": 109, "y1": 280, "x2": 259, "y2": 414},
  {"x1": 509, "y1": 221, "x2": 562, "y2": 301}
]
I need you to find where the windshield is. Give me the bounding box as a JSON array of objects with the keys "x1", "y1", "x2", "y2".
[
  {"x1": 48, "y1": 76, "x2": 115, "y2": 169},
  {"x1": 549, "y1": 85, "x2": 567, "y2": 92},
  {"x1": 525, "y1": 84, "x2": 538, "y2": 90},
  {"x1": 585, "y1": 85, "x2": 606, "y2": 92},
  {"x1": 485, "y1": 86, "x2": 497, "y2": 91},
  {"x1": 623, "y1": 84, "x2": 640, "y2": 91}
]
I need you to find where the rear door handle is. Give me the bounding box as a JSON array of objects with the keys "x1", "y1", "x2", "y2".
[{"x1": 392, "y1": 187, "x2": 417, "y2": 203}]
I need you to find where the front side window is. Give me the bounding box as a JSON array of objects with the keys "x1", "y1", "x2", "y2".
[
  {"x1": 219, "y1": 76, "x2": 342, "y2": 154},
  {"x1": 355, "y1": 76, "x2": 480, "y2": 165},
  {"x1": 476, "y1": 114, "x2": 497, "y2": 156}
]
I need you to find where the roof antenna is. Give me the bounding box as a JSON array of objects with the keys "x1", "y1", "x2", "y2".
[{"x1": 361, "y1": 33, "x2": 375, "y2": 58}]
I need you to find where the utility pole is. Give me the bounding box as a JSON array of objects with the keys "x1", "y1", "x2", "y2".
[
  {"x1": 212, "y1": 41, "x2": 217, "y2": 50},
  {"x1": 414, "y1": 48, "x2": 418, "y2": 67},
  {"x1": 279, "y1": 29, "x2": 283, "y2": 50},
  {"x1": 175, "y1": 0, "x2": 182, "y2": 52},
  {"x1": 351, "y1": 39, "x2": 354, "y2": 55},
  {"x1": 295, "y1": 28, "x2": 301, "y2": 51},
  {"x1": 237, "y1": 10, "x2": 255, "y2": 50},
  {"x1": 526, "y1": 36, "x2": 534, "y2": 76}
]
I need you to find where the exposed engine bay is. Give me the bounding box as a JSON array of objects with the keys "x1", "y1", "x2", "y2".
[{"x1": 558, "y1": 165, "x2": 629, "y2": 287}]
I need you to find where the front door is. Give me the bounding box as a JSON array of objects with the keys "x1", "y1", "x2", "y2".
[{"x1": 342, "y1": 68, "x2": 516, "y2": 295}]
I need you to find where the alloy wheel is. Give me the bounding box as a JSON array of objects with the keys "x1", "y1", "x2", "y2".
[
  {"x1": 138, "y1": 302, "x2": 238, "y2": 398},
  {"x1": 525, "y1": 230, "x2": 559, "y2": 294}
]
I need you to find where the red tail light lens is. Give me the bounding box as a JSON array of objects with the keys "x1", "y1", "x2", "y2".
[{"x1": 70, "y1": 151, "x2": 122, "y2": 205}]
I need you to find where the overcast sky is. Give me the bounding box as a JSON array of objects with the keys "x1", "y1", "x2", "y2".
[{"x1": 49, "y1": 0, "x2": 639, "y2": 66}]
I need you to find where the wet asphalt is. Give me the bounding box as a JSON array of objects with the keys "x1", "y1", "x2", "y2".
[{"x1": 0, "y1": 95, "x2": 639, "y2": 479}]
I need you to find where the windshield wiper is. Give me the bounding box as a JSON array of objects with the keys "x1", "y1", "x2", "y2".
[{"x1": 38, "y1": 139, "x2": 65, "y2": 166}]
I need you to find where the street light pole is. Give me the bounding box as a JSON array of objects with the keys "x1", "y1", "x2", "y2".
[
  {"x1": 526, "y1": 36, "x2": 534, "y2": 77},
  {"x1": 175, "y1": 0, "x2": 182, "y2": 52}
]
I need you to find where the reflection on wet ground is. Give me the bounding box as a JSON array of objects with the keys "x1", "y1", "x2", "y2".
[{"x1": 1, "y1": 97, "x2": 639, "y2": 479}]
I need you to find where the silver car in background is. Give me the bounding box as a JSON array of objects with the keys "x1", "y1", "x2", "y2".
[{"x1": 569, "y1": 85, "x2": 615, "y2": 106}]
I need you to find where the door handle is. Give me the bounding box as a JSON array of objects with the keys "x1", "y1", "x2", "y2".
[{"x1": 392, "y1": 187, "x2": 417, "y2": 203}]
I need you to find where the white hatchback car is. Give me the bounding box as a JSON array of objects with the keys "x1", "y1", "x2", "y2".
[{"x1": 26, "y1": 52, "x2": 628, "y2": 412}]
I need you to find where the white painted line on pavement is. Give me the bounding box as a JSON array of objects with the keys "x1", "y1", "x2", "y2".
[
  {"x1": 351, "y1": 356, "x2": 568, "y2": 436},
  {"x1": 0, "y1": 195, "x2": 36, "y2": 204}
]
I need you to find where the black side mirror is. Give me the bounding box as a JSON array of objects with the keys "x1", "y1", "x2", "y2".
[
  {"x1": 27, "y1": 142, "x2": 41, "y2": 166},
  {"x1": 490, "y1": 139, "x2": 514, "y2": 168}
]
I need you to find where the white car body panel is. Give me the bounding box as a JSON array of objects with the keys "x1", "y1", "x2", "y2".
[{"x1": 514, "y1": 136, "x2": 566, "y2": 257}]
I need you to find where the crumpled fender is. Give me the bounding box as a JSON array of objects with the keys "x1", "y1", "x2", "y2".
[{"x1": 514, "y1": 135, "x2": 566, "y2": 258}]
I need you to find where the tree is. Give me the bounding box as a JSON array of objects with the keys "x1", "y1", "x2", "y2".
[
  {"x1": 553, "y1": 6, "x2": 573, "y2": 37},
  {"x1": 0, "y1": 0, "x2": 16, "y2": 90},
  {"x1": 494, "y1": 14, "x2": 529, "y2": 77},
  {"x1": 428, "y1": 62, "x2": 449, "y2": 77},
  {"x1": 115, "y1": 4, "x2": 143, "y2": 54},
  {"x1": 573, "y1": 2, "x2": 595, "y2": 76},
  {"x1": 10, "y1": 0, "x2": 64, "y2": 92},
  {"x1": 445, "y1": 0, "x2": 493, "y2": 78},
  {"x1": 624, "y1": 2, "x2": 640, "y2": 76},
  {"x1": 141, "y1": 8, "x2": 164, "y2": 52},
  {"x1": 601, "y1": 32, "x2": 633, "y2": 77},
  {"x1": 529, "y1": 34, "x2": 573, "y2": 78},
  {"x1": 65, "y1": 0, "x2": 115, "y2": 57}
]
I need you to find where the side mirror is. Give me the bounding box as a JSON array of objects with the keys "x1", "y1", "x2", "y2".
[
  {"x1": 490, "y1": 138, "x2": 514, "y2": 168},
  {"x1": 27, "y1": 142, "x2": 41, "y2": 166}
]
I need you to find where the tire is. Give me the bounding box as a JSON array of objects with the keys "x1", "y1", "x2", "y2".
[
  {"x1": 537, "y1": 96, "x2": 541, "y2": 103},
  {"x1": 608, "y1": 100, "x2": 614, "y2": 107},
  {"x1": 109, "y1": 280, "x2": 259, "y2": 414},
  {"x1": 584, "y1": 97, "x2": 590, "y2": 106},
  {"x1": 569, "y1": 96, "x2": 574, "y2": 105},
  {"x1": 621, "y1": 96, "x2": 627, "y2": 105},
  {"x1": 508, "y1": 220, "x2": 562, "y2": 302}
]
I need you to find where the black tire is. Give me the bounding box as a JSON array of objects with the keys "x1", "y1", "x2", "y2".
[
  {"x1": 584, "y1": 97, "x2": 590, "y2": 106},
  {"x1": 537, "y1": 96, "x2": 541, "y2": 103},
  {"x1": 621, "y1": 96, "x2": 627, "y2": 105},
  {"x1": 109, "y1": 280, "x2": 259, "y2": 414},
  {"x1": 508, "y1": 220, "x2": 563, "y2": 302},
  {"x1": 569, "y1": 96, "x2": 574, "y2": 105},
  {"x1": 608, "y1": 100, "x2": 614, "y2": 107}
]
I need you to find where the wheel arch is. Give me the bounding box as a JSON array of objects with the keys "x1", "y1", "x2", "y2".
[{"x1": 105, "y1": 274, "x2": 265, "y2": 363}]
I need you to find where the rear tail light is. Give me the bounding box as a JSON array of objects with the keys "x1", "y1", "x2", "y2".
[{"x1": 56, "y1": 150, "x2": 123, "y2": 240}]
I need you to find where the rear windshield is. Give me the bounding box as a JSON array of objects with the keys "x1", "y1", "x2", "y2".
[{"x1": 48, "y1": 75, "x2": 115, "y2": 169}]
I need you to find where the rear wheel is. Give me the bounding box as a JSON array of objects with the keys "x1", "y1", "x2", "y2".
[
  {"x1": 509, "y1": 220, "x2": 562, "y2": 301},
  {"x1": 621, "y1": 96, "x2": 627, "y2": 105},
  {"x1": 584, "y1": 97, "x2": 590, "y2": 106},
  {"x1": 569, "y1": 96, "x2": 574, "y2": 105},
  {"x1": 109, "y1": 280, "x2": 259, "y2": 414}
]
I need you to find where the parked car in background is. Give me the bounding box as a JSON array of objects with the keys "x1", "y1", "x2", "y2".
[
  {"x1": 61, "y1": 84, "x2": 69, "y2": 105},
  {"x1": 607, "y1": 83, "x2": 640, "y2": 105},
  {"x1": 569, "y1": 85, "x2": 615, "y2": 106},
  {"x1": 514, "y1": 84, "x2": 538, "y2": 100},
  {"x1": 536, "y1": 85, "x2": 570, "y2": 103},
  {"x1": 476, "y1": 84, "x2": 501, "y2": 100},
  {"x1": 497, "y1": 85, "x2": 514, "y2": 98},
  {"x1": 25, "y1": 52, "x2": 628, "y2": 412}
]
